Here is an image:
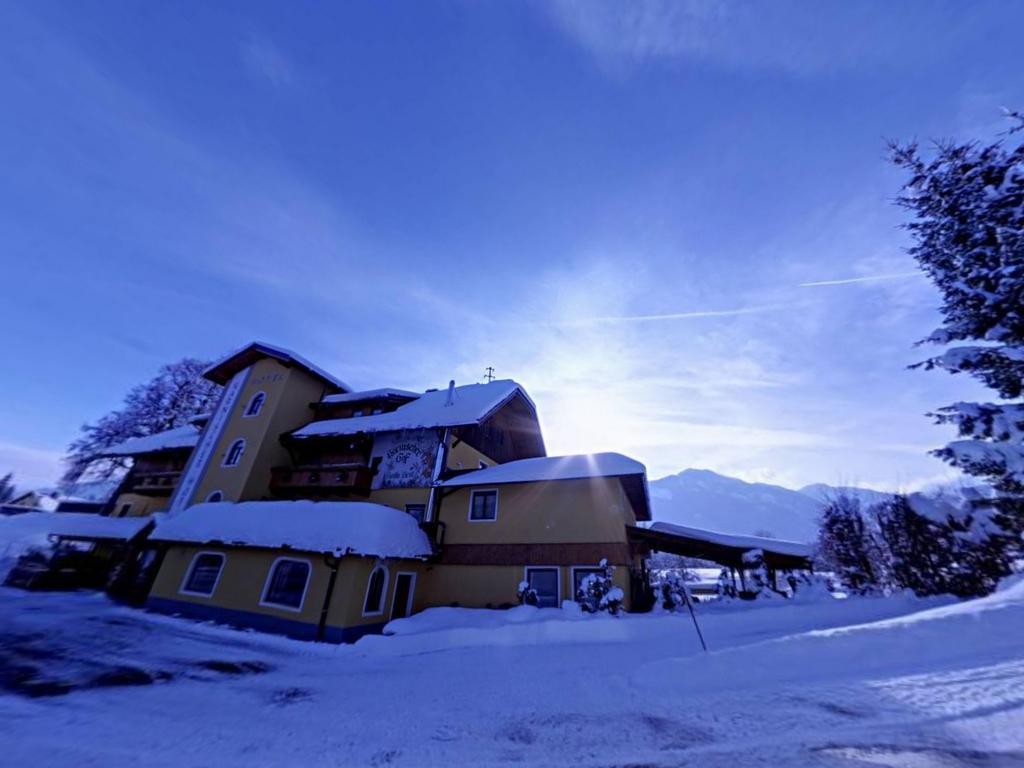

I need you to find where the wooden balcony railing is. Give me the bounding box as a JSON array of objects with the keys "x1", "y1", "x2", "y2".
[
  {"x1": 270, "y1": 464, "x2": 374, "y2": 497},
  {"x1": 129, "y1": 470, "x2": 181, "y2": 496}
]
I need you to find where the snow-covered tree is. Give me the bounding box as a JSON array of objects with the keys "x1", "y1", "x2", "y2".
[
  {"x1": 63, "y1": 358, "x2": 221, "y2": 482},
  {"x1": 816, "y1": 494, "x2": 887, "y2": 593},
  {"x1": 0, "y1": 472, "x2": 15, "y2": 503},
  {"x1": 890, "y1": 113, "x2": 1024, "y2": 553}
]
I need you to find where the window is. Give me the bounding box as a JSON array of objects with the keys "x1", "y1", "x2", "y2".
[
  {"x1": 372, "y1": 408, "x2": 383, "y2": 415},
  {"x1": 118, "y1": 503, "x2": 132, "y2": 517},
  {"x1": 180, "y1": 552, "x2": 225, "y2": 597},
  {"x1": 572, "y1": 567, "x2": 605, "y2": 601},
  {"x1": 261, "y1": 558, "x2": 311, "y2": 611},
  {"x1": 363, "y1": 564, "x2": 389, "y2": 616},
  {"x1": 243, "y1": 391, "x2": 267, "y2": 417},
  {"x1": 205, "y1": 490, "x2": 223, "y2": 503},
  {"x1": 478, "y1": 461, "x2": 489, "y2": 469},
  {"x1": 405, "y1": 504, "x2": 426, "y2": 524},
  {"x1": 353, "y1": 409, "x2": 364, "y2": 417},
  {"x1": 525, "y1": 567, "x2": 560, "y2": 608},
  {"x1": 223, "y1": 439, "x2": 245, "y2": 467},
  {"x1": 469, "y1": 489, "x2": 498, "y2": 522}
]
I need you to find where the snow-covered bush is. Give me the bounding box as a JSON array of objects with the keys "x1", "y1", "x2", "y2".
[
  {"x1": 655, "y1": 571, "x2": 691, "y2": 611},
  {"x1": 576, "y1": 559, "x2": 623, "y2": 615},
  {"x1": 716, "y1": 568, "x2": 738, "y2": 599},
  {"x1": 516, "y1": 580, "x2": 538, "y2": 607}
]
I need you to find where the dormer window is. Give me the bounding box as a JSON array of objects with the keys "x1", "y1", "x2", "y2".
[
  {"x1": 223, "y1": 439, "x2": 245, "y2": 467},
  {"x1": 243, "y1": 392, "x2": 266, "y2": 417}
]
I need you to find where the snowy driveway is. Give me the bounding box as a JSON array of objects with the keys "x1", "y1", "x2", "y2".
[{"x1": 2, "y1": 585, "x2": 1024, "y2": 767}]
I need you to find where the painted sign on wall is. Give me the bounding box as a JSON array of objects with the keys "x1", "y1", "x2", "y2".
[{"x1": 371, "y1": 430, "x2": 438, "y2": 489}]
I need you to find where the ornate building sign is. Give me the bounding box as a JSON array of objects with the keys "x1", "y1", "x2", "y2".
[{"x1": 371, "y1": 430, "x2": 438, "y2": 489}]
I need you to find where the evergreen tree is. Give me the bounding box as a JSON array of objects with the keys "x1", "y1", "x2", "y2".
[
  {"x1": 63, "y1": 358, "x2": 221, "y2": 482},
  {"x1": 890, "y1": 113, "x2": 1024, "y2": 556},
  {"x1": 0, "y1": 472, "x2": 15, "y2": 503},
  {"x1": 875, "y1": 495, "x2": 951, "y2": 597},
  {"x1": 816, "y1": 494, "x2": 885, "y2": 593}
]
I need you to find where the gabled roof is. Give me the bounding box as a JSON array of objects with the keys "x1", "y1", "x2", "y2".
[
  {"x1": 291, "y1": 380, "x2": 534, "y2": 439},
  {"x1": 152, "y1": 500, "x2": 432, "y2": 559},
  {"x1": 203, "y1": 341, "x2": 351, "y2": 391},
  {"x1": 441, "y1": 452, "x2": 652, "y2": 521},
  {"x1": 320, "y1": 388, "x2": 421, "y2": 405},
  {"x1": 440, "y1": 453, "x2": 645, "y2": 486},
  {"x1": 101, "y1": 424, "x2": 201, "y2": 457}
]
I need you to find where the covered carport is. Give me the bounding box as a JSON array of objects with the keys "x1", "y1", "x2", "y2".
[{"x1": 628, "y1": 521, "x2": 814, "y2": 596}]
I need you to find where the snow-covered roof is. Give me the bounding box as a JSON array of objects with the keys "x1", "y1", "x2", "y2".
[
  {"x1": 292, "y1": 380, "x2": 534, "y2": 439},
  {"x1": 101, "y1": 425, "x2": 201, "y2": 457},
  {"x1": 203, "y1": 341, "x2": 351, "y2": 392},
  {"x1": 49, "y1": 513, "x2": 155, "y2": 542},
  {"x1": 152, "y1": 501, "x2": 432, "y2": 559},
  {"x1": 440, "y1": 453, "x2": 646, "y2": 486},
  {"x1": 321, "y1": 388, "x2": 421, "y2": 405},
  {"x1": 649, "y1": 522, "x2": 813, "y2": 558}
]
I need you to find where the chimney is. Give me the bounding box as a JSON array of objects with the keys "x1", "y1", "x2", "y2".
[{"x1": 444, "y1": 379, "x2": 456, "y2": 407}]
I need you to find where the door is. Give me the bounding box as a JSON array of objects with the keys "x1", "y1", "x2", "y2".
[{"x1": 390, "y1": 572, "x2": 416, "y2": 620}]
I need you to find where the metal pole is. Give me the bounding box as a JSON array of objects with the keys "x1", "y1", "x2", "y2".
[{"x1": 680, "y1": 580, "x2": 708, "y2": 653}]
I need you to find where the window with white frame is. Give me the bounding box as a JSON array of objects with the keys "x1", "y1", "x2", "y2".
[
  {"x1": 405, "y1": 504, "x2": 426, "y2": 524},
  {"x1": 181, "y1": 552, "x2": 225, "y2": 597},
  {"x1": 243, "y1": 391, "x2": 267, "y2": 417},
  {"x1": 469, "y1": 489, "x2": 498, "y2": 521},
  {"x1": 525, "y1": 567, "x2": 559, "y2": 608},
  {"x1": 223, "y1": 439, "x2": 245, "y2": 467},
  {"x1": 363, "y1": 564, "x2": 389, "y2": 616},
  {"x1": 205, "y1": 490, "x2": 224, "y2": 503},
  {"x1": 261, "y1": 558, "x2": 311, "y2": 610}
]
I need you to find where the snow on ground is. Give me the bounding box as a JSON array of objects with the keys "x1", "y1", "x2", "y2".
[
  {"x1": 0, "y1": 512, "x2": 56, "y2": 578},
  {"x1": 2, "y1": 579, "x2": 1023, "y2": 767}
]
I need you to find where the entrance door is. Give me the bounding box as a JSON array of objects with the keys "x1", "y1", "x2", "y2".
[{"x1": 390, "y1": 572, "x2": 416, "y2": 620}]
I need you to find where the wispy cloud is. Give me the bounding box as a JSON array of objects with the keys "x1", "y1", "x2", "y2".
[
  {"x1": 240, "y1": 35, "x2": 293, "y2": 87},
  {"x1": 556, "y1": 302, "x2": 791, "y2": 325},
  {"x1": 799, "y1": 272, "x2": 922, "y2": 288}
]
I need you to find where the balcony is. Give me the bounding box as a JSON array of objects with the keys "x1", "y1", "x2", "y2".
[
  {"x1": 129, "y1": 470, "x2": 181, "y2": 496},
  {"x1": 270, "y1": 464, "x2": 374, "y2": 497}
]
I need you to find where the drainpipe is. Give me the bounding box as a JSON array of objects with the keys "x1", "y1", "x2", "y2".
[{"x1": 317, "y1": 553, "x2": 341, "y2": 642}]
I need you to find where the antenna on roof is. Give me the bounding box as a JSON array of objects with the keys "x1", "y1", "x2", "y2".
[
  {"x1": 444, "y1": 380, "x2": 456, "y2": 407},
  {"x1": 484, "y1": 366, "x2": 495, "y2": 383}
]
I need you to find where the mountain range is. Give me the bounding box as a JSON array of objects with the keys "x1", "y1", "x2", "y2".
[{"x1": 648, "y1": 469, "x2": 895, "y2": 543}]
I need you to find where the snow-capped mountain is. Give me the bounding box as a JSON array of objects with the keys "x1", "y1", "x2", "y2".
[{"x1": 649, "y1": 469, "x2": 825, "y2": 543}]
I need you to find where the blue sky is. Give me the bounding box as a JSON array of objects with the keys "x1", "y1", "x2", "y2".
[{"x1": 2, "y1": 1, "x2": 1022, "y2": 491}]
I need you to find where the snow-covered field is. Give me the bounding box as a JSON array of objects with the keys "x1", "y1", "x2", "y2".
[{"x1": 2, "y1": 578, "x2": 1024, "y2": 767}]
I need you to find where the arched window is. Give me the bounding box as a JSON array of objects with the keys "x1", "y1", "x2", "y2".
[
  {"x1": 260, "y1": 558, "x2": 311, "y2": 611},
  {"x1": 180, "y1": 552, "x2": 226, "y2": 597},
  {"x1": 205, "y1": 490, "x2": 223, "y2": 503},
  {"x1": 223, "y1": 439, "x2": 245, "y2": 467},
  {"x1": 362, "y1": 564, "x2": 389, "y2": 616},
  {"x1": 243, "y1": 391, "x2": 267, "y2": 417}
]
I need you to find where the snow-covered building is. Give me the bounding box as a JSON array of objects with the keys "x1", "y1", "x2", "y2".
[{"x1": 77, "y1": 341, "x2": 655, "y2": 641}]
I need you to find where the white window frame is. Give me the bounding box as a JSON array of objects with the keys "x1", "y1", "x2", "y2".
[
  {"x1": 468, "y1": 488, "x2": 499, "y2": 523},
  {"x1": 243, "y1": 391, "x2": 267, "y2": 418},
  {"x1": 205, "y1": 490, "x2": 224, "y2": 503},
  {"x1": 362, "y1": 563, "x2": 390, "y2": 617},
  {"x1": 259, "y1": 556, "x2": 313, "y2": 613},
  {"x1": 179, "y1": 551, "x2": 227, "y2": 598},
  {"x1": 390, "y1": 571, "x2": 417, "y2": 620},
  {"x1": 570, "y1": 565, "x2": 607, "y2": 602},
  {"x1": 523, "y1": 565, "x2": 561, "y2": 608},
  {"x1": 222, "y1": 438, "x2": 246, "y2": 468},
  {"x1": 118, "y1": 503, "x2": 132, "y2": 517}
]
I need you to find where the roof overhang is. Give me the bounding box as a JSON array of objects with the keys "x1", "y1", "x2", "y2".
[{"x1": 627, "y1": 525, "x2": 813, "y2": 571}]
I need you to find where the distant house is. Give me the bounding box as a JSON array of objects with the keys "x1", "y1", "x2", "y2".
[{"x1": 3, "y1": 488, "x2": 107, "y2": 515}]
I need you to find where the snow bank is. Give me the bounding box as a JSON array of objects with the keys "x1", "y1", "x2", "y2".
[
  {"x1": 440, "y1": 452, "x2": 645, "y2": 486},
  {"x1": 152, "y1": 500, "x2": 432, "y2": 558},
  {"x1": 293, "y1": 380, "x2": 530, "y2": 438},
  {"x1": 0, "y1": 512, "x2": 57, "y2": 578}
]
